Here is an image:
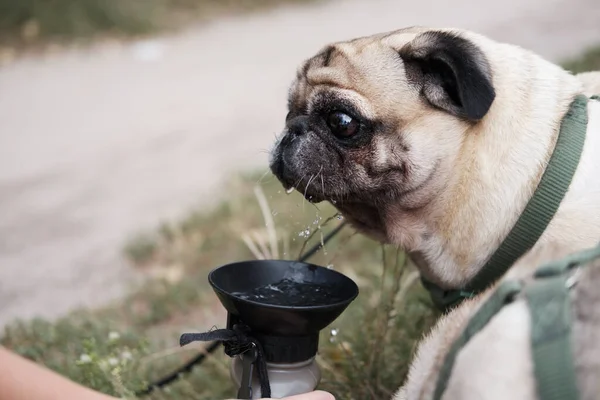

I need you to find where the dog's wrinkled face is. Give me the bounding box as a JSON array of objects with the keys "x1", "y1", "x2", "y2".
[{"x1": 269, "y1": 27, "x2": 496, "y2": 241}]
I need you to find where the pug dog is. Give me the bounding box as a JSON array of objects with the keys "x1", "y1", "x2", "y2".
[
  {"x1": 394, "y1": 239, "x2": 600, "y2": 400},
  {"x1": 269, "y1": 26, "x2": 600, "y2": 292}
]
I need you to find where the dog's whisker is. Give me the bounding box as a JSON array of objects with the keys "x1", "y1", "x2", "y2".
[
  {"x1": 292, "y1": 173, "x2": 308, "y2": 193},
  {"x1": 303, "y1": 173, "x2": 317, "y2": 212},
  {"x1": 255, "y1": 169, "x2": 271, "y2": 185},
  {"x1": 319, "y1": 167, "x2": 325, "y2": 198}
]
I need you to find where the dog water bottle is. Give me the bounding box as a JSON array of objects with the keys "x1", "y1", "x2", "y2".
[{"x1": 180, "y1": 260, "x2": 359, "y2": 399}]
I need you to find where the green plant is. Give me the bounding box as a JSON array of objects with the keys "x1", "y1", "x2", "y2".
[
  {"x1": 317, "y1": 247, "x2": 438, "y2": 399},
  {"x1": 123, "y1": 234, "x2": 159, "y2": 266},
  {"x1": 562, "y1": 46, "x2": 600, "y2": 73},
  {"x1": 2, "y1": 317, "x2": 150, "y2": 397},
  {"x1": 0, "y1": 0, "x2": 324, "y2": 47},
  {"x1": 0, "y1": 0, "x2": 160, "y2": 42}
]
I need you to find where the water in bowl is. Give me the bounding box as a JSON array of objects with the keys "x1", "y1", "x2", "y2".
[{"x1": 231, "y1": 278, "x2": 344, "y2": 307}]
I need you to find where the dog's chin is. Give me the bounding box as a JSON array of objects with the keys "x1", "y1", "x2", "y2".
[
  {"x1": 270, "y1": 153, "x2": 333, "y2": 203},
  {"x1": 336, "y1": 201, "x2": 389, "y2": 243},
  {"x1": 272, "y1": 163, "x2": 390, "y2": 241},
  {"x1": 299, "y1": 189, "x2": 327, "y2": 204}
]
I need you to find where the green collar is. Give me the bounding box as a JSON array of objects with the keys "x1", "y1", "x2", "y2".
[
  {"x1": 423, "y1": 94, "x2": 592, "y2": 312},
  {"x1": 432, "y1": 243, "x2": 600, "y2": 400}
]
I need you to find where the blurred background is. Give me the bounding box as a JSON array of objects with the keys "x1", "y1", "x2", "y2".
[{"x1": 1, "y1": 0, "x2": 599, "y2": 399}]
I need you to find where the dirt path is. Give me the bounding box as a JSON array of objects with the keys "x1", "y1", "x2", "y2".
[{"x1": 1, "y1": 0, "x2": 599, "y2": 328}]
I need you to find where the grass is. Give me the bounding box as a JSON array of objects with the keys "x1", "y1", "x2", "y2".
[
  {"x1": 0, "y1": 0, "x2": 322, "y2": 49},
  {"x1": 562, "y1": 46, "x2": 600, "y2": 74},
  {"x1": 1, "y1": 170, "x2": 439, "y2": 399}
]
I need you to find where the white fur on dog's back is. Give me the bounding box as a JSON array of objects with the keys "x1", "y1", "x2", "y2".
[
  {"x1": 392, "y1": 287, "x2": 535, "y2": 400},
  {"x1": 442, "y1": 301, "x2": 535, "y2": 400},
  {"x1": 577, "y1": 72, "x2": 600, "y2": 96},
  {"x1": 392, "y1": 297, "x2": 480, "y2": 400}
]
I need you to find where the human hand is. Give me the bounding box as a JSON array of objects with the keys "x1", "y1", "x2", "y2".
[
  {"x1": 225, "y1": 390, "x2": 335, "y2": 400},
  {"x1": 275, "y1": 391, "x2": 335, "y2": 400},
  {"x1": 0, "y1": 346, "x2": 336, "y2": 400}
]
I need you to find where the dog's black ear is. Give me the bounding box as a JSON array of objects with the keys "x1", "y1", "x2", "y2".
[{"x1": 399, "y1": 31, "x2": 495, "y2": 121}]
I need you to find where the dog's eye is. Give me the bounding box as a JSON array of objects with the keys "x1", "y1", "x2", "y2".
[{"x1": 326, "y1": 111, "x2": 359, "y2": 138}]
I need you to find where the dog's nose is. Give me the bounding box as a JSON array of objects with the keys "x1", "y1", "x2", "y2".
[{"x1": 287, "y1": 116, "x2": 310, "y2": 137}]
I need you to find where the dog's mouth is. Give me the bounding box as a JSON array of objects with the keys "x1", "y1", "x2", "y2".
[
  {"x1": 294, "y1": 186, "x2": 327, "y2": 203},
  {"x1": 270, "y1": 146, "x2": 332, "y2": 203},
  {"x1": 281, "y1": 172, "x2": 329, "y2": 203},
  {"x1": 271, "y1": 142, "x2": 389, "y2": 240},
  {"x1": 269, "y1": 149, "x2": 294, "y2": 189}
]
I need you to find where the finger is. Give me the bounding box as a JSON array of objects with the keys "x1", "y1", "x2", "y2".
[
  {"x1": 277, "y1": 390, "x2": 336, "y2": 400},
  {"x1": 224, "y1": 389, "x2": 336, "y2": 400}
]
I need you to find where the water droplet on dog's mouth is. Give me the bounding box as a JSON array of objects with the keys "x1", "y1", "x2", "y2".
[{"x1": 286, "y1": 187, "x2": 295, "y2": 194}]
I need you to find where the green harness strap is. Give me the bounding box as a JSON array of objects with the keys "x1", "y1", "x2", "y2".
[
  {"x1": 433, "y1": 243, "x2": 600, "y2": 400},
  {"x1": 424, "y1": 94, "x2": 591, "y2": 312},
  {"x1": 525, "y1": 266, "x2": 579, "y2": 400}
]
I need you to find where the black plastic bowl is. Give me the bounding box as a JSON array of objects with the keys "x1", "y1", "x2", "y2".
[{"x1": 208, "y1": 260, "x2": 359, "y2": 337}]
